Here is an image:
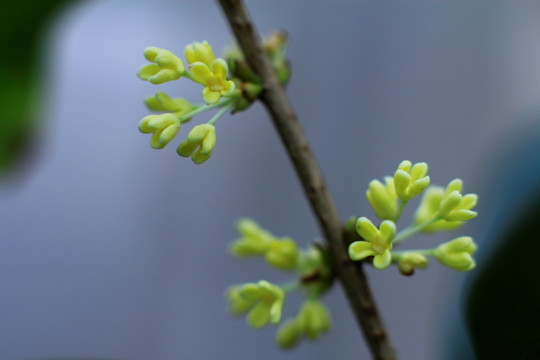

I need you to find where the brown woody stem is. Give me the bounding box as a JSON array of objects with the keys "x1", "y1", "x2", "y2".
[{"x1": 216, "y1": 1, "x2": 397, "y2": 359}]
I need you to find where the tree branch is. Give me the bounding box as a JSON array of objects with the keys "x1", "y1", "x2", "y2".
[{"x1": 216, "y1": 1, "x2": 396, "y2": 359}]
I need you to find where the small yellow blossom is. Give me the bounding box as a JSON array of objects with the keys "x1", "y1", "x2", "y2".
[
  {"x1": 394, "y1": 160, "x2": 430, "y2": 201},
  {"x1": 232, "y1": 280, "x2": 285, "y2": 328},
  {"x1": 434, "y1": 236, "x2": 477, "y2": 271},
  {"x1": 276, "y1": 299, "x2": 331, "y2": 349},
  {"x1": 138, "y1": 113, "x2": 180, "y2": 149},
  {"x1": 227, "y1": 285, "x2": 258, "y2": 315},
  {"x1": 393, "y1": 252, "x2": 428, "y2": 275},
  {"x1": 349, "y1": 217, "x2": 396, "y2": 269},
  {"x1": 177, "y1": 124, "x2": 216, "y2": 164},
  {"x1": 296, "y1": 300, "x2": 332, "y2": 340},
  {"x1": 438, "y1": 179, "x2": 478, "y2": 222},
  {"x1": 276, "y1": 319, "x2": 301, "y2": 349},
  {"x1": 185, "y1": 41, "x2": 235, "y2": 104},
  {"x1": 138, "y1": 47, "x2": 185, "y2": 84},
  {"x1": 266, "y1": 237, "x2": 299, "y2": 270},
  {"x1": 230, "y1": 219, "x2": 299, "y2": 270},
  {"x1": 144, "y1": 92, "x2": 194, "y2": 118},
  {"x1": 184, "y1": 41, "x2": 215, "y2": 67},
  {"x1": 230, "y1": 218, "x2": 273, "y2": 257},
  {"x1": 414, "y1": 180, "x2": 478, "y2": 231},
  {"x1": 366, "y1": 176, "x2": 398, "y2": 220}
]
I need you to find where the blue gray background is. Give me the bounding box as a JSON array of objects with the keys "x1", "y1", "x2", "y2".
[{"x1": 2, "y1": 1, "x2": 540, "y2": 359}]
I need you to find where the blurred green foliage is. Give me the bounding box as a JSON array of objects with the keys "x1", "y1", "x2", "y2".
[{"x1": 0, "y1": 0, "x2": 73, "y2": 175}]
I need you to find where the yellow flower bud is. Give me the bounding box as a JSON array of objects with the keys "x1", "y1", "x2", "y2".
[
  {"x1": 265, "y1": 237, "x2": 299, "y2": 270},
  {"x1": 394, "y1": 252, "x2": 428, "y2": 275},
  {"x1": 276, "y1": 319, "x2": 301, "y2": 349},
  {"x1": 144, "y1": 92, "x2": 194, "y2": 118},
  {"x1": 438, "y1": 179, "x2": 478, "y2": 222},
  {"x1": 366, "y1": 177, "x2": 398, "y2": 220},
  {"x1": 177, "y1": 124, "x2": 216, "y2": 164},
  {"x1": 230, "y1": 218, "x2": 272, "y2": 257},
  {"x1": 349, "y1": 217, "x2": 396, "y2": 269},
  {"x1": 226, "y1": 286, "x2": 258, "y2": 315},
  {"x1": 236, "y1": 280, "x2": 285, "y2": 328},
  {"x1": 296, "y1": 300, "x2": 331, "y2": 340},
  {"x1": 184, "y1": 41, "x2": 215, "y2": 67},
  {"x1": 394, "y1": 160, "x2": 430, "y2": 201},
  {"x1": 138, "y1": 113, "x2": 180, "y2": 149},
  {"x1": 138, "y1": 47, "x2": 184, "y2": 84},
  {"x1": 434, "y1": 236, "x2": 477, "y2": 271},
  {"x1": 414, "y1": 183, "x2": 477, "y2": 232}
]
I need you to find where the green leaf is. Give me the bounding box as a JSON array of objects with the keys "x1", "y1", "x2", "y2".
[{"x1": 0, "y1": 1, "x2": 74, "y2": 175}]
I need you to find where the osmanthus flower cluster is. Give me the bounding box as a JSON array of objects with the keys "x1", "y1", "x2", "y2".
[
  {"x1": 137, "y1": 34, "x2": 289, "y2": 164},
  {"x1": 226, "y1": 219, "x2": 334, "y2": 349},
  {"x1": 349, "y1": 160, "x2": 479, "y2": 274}
]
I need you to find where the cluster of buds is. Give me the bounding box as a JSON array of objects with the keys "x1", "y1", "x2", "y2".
[
  {"x1": 226, "y1": 219, "x2": 332, "y2": 349},
  {"x1": 230, "y1": 218, "x2": 299, "y2": 270},
  {"x1": 227, "y1": 281, "x2": 285, "y2": 328},
  {"x1": 349, "y1": 160, "x2": 478, "y2": 274},
  {"x1": 276, "y1": 299, "x2": 331, "y2": 348},
  {"x1": 137, "y1": 33, "x2": 290, "y2": 164},
  {"x1": 414, "y1": 179, "x2": 478, "y2": 231},
  {"x1": 137, "y1": 41, "x2": 235, "y2": 164}
]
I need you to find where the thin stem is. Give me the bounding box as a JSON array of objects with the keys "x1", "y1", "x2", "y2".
[
  {"x1": 393, "y1": 216, "x2": 441, "y2": 244},
  {"x1": 281, "y1": 280, "x2": 301, "y2": 294},
  {"x1": 393, "y1": 201, "x2": 407, "y2": 223},
  {"x1": 392, "y1": 249, "x2": 435, "y2": 257},
  {"x1": 182, "y1": 70, "x2": 198, "y2": 83},
  {"x1": 217, "y1": 1, "x2": 396, "y2": 359},
  {"x1": 208, "y1": 103, "x2": 233, "y2": 125},
  {"x1": 179, "y1": 98, "x2": 234, "y2": 122}
]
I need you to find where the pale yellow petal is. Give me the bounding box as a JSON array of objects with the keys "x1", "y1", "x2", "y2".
[
  {"x1": 187, "y1": 124, "x2": 211, "y2": 142},
  {"x1": 189, "y1": 62, "x2": 211, "y2": 84},
  {"x1": 137, "y1": 64, "x2": 159, "y2": 80},
  {"x1": 200, "y1": 128, "x2": 216, "y2": 155},
  {"x1": 201, "y1": 87, "x2": 221, "y2": 105},
  {"x1": 355, "y1": 217, "x2": 378, "y2": 241},
  {"x1": 238, "y1": 284, "x2": 262, "y2": 300},
  {"x1": 138, "y1": 115, "x2": 155, "y2": 133},
  {"x1": 176, "y1": 140, "x2": 198, "y2": 157},
  {"x1": 348, "y1": 241, "x2": 376, "y2": 261},
  {"x1": 143, "y1": 47, "x2": 159, "y2": 61},
  {"x1": 221, "y1": 80, "x2": 236, "y2": 96},
  {"x1": 373, "y1": 250, "x2": 392, "y2": 269},
  {"x1": 247, "y1": 302, "x2": 271, "y2": 328},
  {"x1": 158, "y1": 123, "x2": 180, "y2": 146},
  {"x1": 150, "y1": 131, "x2": 165, "y2": 149},
  {"x1": 191, "y1": 150, "x2": 212, "y2": 164},
  {"x1": 195, "y1": 41, "x2": 215, "y2": 67},
  {"x1": 211, "y1": 58, "x2": 229, "y2": 79},
  {"x1": 379, "y1": 220, "x2": 396, "y2": 243}
]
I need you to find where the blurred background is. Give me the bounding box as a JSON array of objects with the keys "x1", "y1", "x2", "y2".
[{"x1": 1, "y1": 1, "x2": 540, "y2": 359}]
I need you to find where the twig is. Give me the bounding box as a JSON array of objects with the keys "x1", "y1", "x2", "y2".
[{"x1": 216, "y1": 1, "x2": 397, "y2": 359}]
